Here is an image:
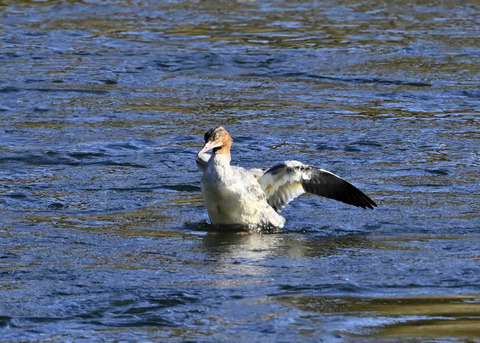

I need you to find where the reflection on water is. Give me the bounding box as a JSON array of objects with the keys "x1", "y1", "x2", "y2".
[
  {"x1": 275, "y1": 294, "x2": 480, "y2": 340},
  {"x1": 1, "y1": 0, "x2": 480, "y2": 341}
]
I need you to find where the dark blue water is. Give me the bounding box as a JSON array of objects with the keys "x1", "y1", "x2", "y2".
[{"x1": 1, "y1": 0, "x2": 480, "y2": 341}]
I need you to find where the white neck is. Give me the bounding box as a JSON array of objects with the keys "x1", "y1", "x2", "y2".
[{"x1": 211, "y1": 151, "x2": 231, "y2": 165}]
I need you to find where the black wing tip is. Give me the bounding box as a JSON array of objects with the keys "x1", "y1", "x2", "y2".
[
  {"x1": 353, "y1": 194, "x2": 377, "y2": 210},
  {"x1": 347, "y1": 188, "x2": 377, "y2": 210},
  {"x1": 304, "y1": 181, "x2": 377, "y2": 210},
  {"x1": 361, "y1": 199, "x2": 377, "y2": 210}
]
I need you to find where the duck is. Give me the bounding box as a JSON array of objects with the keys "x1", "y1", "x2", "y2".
[{"x1": 196, "y1": 126, "x2": 377, "y2": 230}]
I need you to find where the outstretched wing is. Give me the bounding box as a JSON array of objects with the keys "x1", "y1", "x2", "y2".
[{"x1": 257, "y1": 160, "x2": 377, "y2": 212}]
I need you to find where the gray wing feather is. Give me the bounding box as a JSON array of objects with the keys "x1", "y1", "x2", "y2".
[
  {"x1": 257, "y1": 160, "x2": 377, "y2": 212},
  {"x1": 196, "y1": 153, "x2": 210, "y2": 173}
]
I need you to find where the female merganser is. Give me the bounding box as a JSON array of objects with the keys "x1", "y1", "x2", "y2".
[{"x1": 196, "y1": 126, "x2": 376, "y2": 230}]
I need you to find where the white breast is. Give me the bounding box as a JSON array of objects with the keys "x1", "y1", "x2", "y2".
[{"x1": 201, "y1": 154, "x2": 284, "y2": 228}]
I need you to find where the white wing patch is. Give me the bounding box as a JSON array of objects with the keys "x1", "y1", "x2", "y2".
[
  {"x1": 268, "y1": 181, "x2": 304, "y2": 212},
  {"x1": 257, "y1": 161, "x2": 310, "y2": 212}
]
